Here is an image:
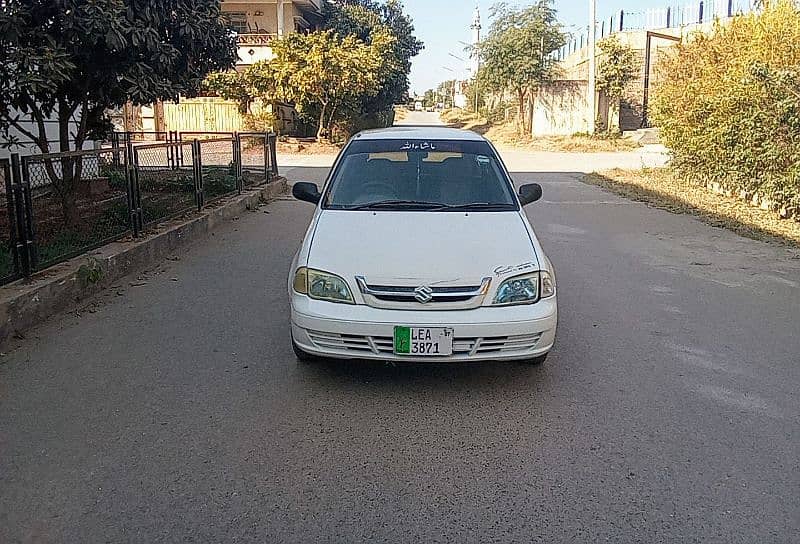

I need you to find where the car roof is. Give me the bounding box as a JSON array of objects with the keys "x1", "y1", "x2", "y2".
[{"x1": 354, "y1": 126, "x2": 486, "y2": 142}]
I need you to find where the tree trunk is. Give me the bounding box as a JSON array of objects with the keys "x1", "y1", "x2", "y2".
[
  {"x1": 56, "y1": 100, "x2": 82, "y2": 227},
  {"x1": 327, "y1": 104, "x2": 339, "y2": 140},
  {"x1": 317, "y1": 102, "x2": 328, "y2": 142},
  {"x1": 516, "y1": 89, "x2": 527, "y2": 135}
]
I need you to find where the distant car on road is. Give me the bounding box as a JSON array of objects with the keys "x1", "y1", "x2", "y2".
[
  {"x1": 414, "y1": 101, "x2": 423, "y2": 111},
  {"x1": 289, "y1": 126, "x2": 557, "y2": 364}
]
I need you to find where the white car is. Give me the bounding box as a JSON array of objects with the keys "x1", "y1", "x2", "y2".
[{"x1": 288, "y1": 127, "x2": 557, "y2": 364}]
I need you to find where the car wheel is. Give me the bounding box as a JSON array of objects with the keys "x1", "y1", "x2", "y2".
[
  {"x1": 291, "y1": 336, "x2": 318, "y2": 363},
  {"x1": 523, "y1": 353, "x2": 548, "y2": 366}
]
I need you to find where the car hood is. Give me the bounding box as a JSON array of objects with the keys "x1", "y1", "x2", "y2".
[{"x1": 308, "y1": 211, "x2": 539, "y2": 286}]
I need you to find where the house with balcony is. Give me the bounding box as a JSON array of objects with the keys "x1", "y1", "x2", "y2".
[
  {"x1": 112, "y1": 1, "x2": 323, "y2": 137},
  {"x1": 222, "y1": 0, "x2": 324, "y2": 66}
]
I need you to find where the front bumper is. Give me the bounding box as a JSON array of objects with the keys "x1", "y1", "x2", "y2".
[{"x1": 291, "y1": 295, "x2": 557, "y2": 362}]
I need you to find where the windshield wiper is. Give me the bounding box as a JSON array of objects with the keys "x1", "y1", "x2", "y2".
[
  {"x1": 432, "y1": 202, "x2": 517, "y2": 211},
  {"x1": 349, "y1": 200, "x2": 446, "y2": 210}
]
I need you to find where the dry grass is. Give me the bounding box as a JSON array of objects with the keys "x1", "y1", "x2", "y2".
[
  {"x1": 276, "y1": 138, "x2": 341, "y2": 155},
  {"x1": 586, "y1": 168, "x2": 800, "y2": 248},
  {"x1": 485, "y1": 124, "x2": 640, "y2": 153},
  {"x1": 441, "y1": 109, "x2": 640, "y2": 153},
  {"x1": 440, "y1": 109, "x2": 490, "y2": 132},
  {"x1": 394, "y1": 107, "x2": 409, "y2": 121}
]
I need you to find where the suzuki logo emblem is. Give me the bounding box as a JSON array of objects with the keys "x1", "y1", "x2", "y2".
[{"x1": 414, "y1": 285, "x2": 434, "y2": 304}]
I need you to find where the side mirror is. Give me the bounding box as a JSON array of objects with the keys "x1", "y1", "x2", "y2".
[
  {"x1": 518, "y1": 183, "x2": 543, "y2": 206},
  {"x1": 292, "y1": 182, "x2": 321, "y2": 205}
]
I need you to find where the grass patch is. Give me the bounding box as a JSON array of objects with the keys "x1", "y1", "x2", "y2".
[
  {"x1": 585, "y1": 168, "x2": 800, "y2": 248},
  {"x1": 276, "y1": 138, "x2": 341, "y2": 155},
  {"x1": 441, "y1": 108, "x2": 640, "y2": 153},
  {"x1": 487, "y1": 126, "x2": 641, "y2": 153}
]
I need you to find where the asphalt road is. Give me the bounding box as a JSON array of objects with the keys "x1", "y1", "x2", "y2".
[
  {"x1": 396, "y1": 110, "x2": 444, "y2": 125},
  {"x1": 1, "y1": 149, "x2": 799, "y2": 543}
]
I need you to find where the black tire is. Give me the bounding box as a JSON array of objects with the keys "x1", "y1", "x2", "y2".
[
  {"x1": 291, "y1": 337, "x2": 318, "y2": 363},
  {"x1": 523, "y1": 353, "x2": 548, "y2": 366}
]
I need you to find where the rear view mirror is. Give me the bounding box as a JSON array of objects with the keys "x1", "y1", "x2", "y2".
[
  {"x1": 292, "y1": 182, "x2": 321, "y2": 205},
  {"x1": 518, "y1": 183, "x2": 543, "y2": 206}
]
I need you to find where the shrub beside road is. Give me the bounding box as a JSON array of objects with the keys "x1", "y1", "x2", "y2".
[
  {"x1": 652, "y1": 0, "x2": 800, "y2": 222},
  {"x1": 586, "y1": 169, "x2": 800, "y2": 248},
  {"x1": 441, "y1": 108, "x2": 640, "y2": 153}
]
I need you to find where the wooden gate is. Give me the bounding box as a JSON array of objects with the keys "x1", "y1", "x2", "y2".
[{"x1": 163, "y1": 98, "x2": 244, "y2": 133}]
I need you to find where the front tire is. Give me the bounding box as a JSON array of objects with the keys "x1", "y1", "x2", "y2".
[
  {"x1": 523, "y1": 353, "x2": 548, "y2": 366},
  {"x1": 291, "y1": 336, "x2": 318, "y2": 363}
]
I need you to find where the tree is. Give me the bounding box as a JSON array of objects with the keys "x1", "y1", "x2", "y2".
[
  {"x1": 596, "y1": 36, "x2": 638, "y2": 133},
  {"x1": 652, "y1": 0, "x2": 800, "y2": 214},
  {"x1": 476, "y1": 1, "x2": 565, "y2": 133},
  {"x1": 205, "y1": 29, "x2": 392, "y2": 140},
  {"x1": 0, "y1": 1, "x2": 236, "y2": 153},
  {"x1": 437, "y1": 80, "x2": 457, "y2": 109},
  {"x1": 423, "y1": 89, "x2": 437, "y2": 108},
  {"x1": 323, "y1": 0, "x2": 423, "y2": 113},
  {"x1": 0, "y1": 0, "x2": 237, "y2": 223}
]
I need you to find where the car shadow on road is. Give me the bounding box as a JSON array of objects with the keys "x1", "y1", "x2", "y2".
[{"x1": 296, "y1": 356, "x2": 550, "y2": 390}]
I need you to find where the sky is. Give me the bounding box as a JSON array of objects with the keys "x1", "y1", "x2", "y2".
[{"x1": 403, "y1": 0, "x2": 670, "y2": 95}]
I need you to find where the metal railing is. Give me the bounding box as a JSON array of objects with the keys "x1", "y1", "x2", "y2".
[
  {"x1": 0, "y1": 132, "x2": 278, "y2": 285},
  {"x1": 551, "y1": 0, "x2": 757, "y2": 61},
  {"x1": 236, "y1": 32, "x2": 277, "y2": 46}
]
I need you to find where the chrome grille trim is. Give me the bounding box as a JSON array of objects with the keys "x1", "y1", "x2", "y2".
[
  {"x1": 306, "y1": 331, "x2": 542, "y2": 358},
  {"x1": 355, "y1": 276, "x2": 492, "y2": 309},
  {"x1": 356, "y1": 276, "x2": 491, "y2": 299}
]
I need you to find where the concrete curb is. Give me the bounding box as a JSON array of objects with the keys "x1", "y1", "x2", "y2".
[{"x1": 0, "y1": 179, "x2": 289, "y2": 345}]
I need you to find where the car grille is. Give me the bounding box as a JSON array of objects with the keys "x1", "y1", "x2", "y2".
[
  {"x1": 355, "y1": 276, "x2": 492, "y2": 310},
  {"x1": 307, "y1": 330, "x2": 542, "y2": 358}
]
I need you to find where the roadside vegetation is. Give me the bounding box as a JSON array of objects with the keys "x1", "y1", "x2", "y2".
[
  {"x1": 474, "y1": 2, "x2": 564, "y2": 134},
  {"x1": 206, "y1": 0, "x2": 422, "y2": 142},
  {"x1": 586, "y1": 169, "x2": 800, "y2": 248},
  {"x1": 433, "y1": 4, "x2": 640, "y2": 152},
  {"x1": 651, "y1": 0, "x2": 800, "y2": 222},
  {"x1": 582, "y1": 1, "x2": 800, "y2": 246},
  {"x1": 441, "y1": 108, "x2": 640, "y2": 153},
  {"x1": 0, "y1": 0, "x2": 237, "y2": 226}
]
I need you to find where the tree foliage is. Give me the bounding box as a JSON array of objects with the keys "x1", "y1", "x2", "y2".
[
  {"x1": 0, "y1": 0, "x2": 236, "y2": 225},
  {"x1": 0, "y1": 0, "x2": 237, "y2": 153},
  {"x1": 652, "y1": 0, "x2": 800, "y2": 214},
  {"x1": 597, "y1": 36, "x2": 638, "y2": 101},
  {"x1": 323, "y1": 0, "x2": 423, "y2": 113},
  {"x1": 437, "y1": 80, "x2": 457, "y2": 109},
  {"x1": 423, "y1": 89, "x2": 437, "y2": 108},
  {"x1": 209, "y1": 31, "x2": 391, "y2": 140},
  {"x1": 476, "y1": 1, "x2": 564, "y2": 132}
]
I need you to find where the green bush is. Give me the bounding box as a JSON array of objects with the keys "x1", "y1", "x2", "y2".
[{"x1": 652, "y1": 0, "x2": 800, "y2": 215}]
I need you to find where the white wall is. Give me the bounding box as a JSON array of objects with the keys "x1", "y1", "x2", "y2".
[
  {"x1": 1, "y1": 108, "x2": 89, "y2": 160},
  {"x1": 532, "y1": 81, "x2": 593, "y2": 137}
]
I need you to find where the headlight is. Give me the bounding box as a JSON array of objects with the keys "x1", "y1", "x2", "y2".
[
  {"x1": 493, "y1": 272, "x2": 539, "y2": 305},
  {"x1": 540, "y1": 270, "x2": 555, "y2": 298},
  {"x1": 293, "y1": 267, "x2": 355, "y2": 304}
]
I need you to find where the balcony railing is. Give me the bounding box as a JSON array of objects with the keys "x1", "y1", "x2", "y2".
[{"x1": 237, "y1": 33, "x2": 277, "y2": 46}]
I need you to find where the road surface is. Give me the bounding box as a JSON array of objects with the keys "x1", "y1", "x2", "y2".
[
  {"x1": 1, "y1": 149, "x2": 798, "y2": 543},
  {"x1": 395, "y1": 110, "x2": 444, "y2": 126}
]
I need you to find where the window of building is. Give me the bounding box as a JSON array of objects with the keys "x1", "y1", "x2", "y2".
[{"x1": 225, "y1": 12, "x2": 248, "y2": 34}]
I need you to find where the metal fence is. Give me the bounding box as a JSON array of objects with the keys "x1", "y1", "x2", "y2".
[
  {"x1": 0, "y1": 132, "x2": 278, "y2": 285},
  {"x1": 0, "y1": 158, "x2": 25, "y2": 285},
  {"x1": 552, "y1": 0, "x2": 757, "y2": 61},
  {"x1": 133, "y1": 141, "x2": 198, "y2": 226},
  {"x1": 20, "y1": 147, "x2": 133, "y2": 272}
]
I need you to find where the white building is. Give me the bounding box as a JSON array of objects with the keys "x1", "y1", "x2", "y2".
[{"x1": 222, "y1": 0, "x2": 323, "y2": 66}]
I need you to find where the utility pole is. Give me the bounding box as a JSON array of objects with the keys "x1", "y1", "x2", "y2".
[{"x1": 587, "y1": 0, "x2": 597, "y2": 134}]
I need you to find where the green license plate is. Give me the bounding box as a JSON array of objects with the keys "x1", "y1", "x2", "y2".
[{"x1": 394, "y1": 326, "x2": 454, "y2": 356}]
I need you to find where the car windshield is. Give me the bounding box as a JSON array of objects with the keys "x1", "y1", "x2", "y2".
[{"x1": 323, "y1": 139, "x2": 518, "y2": 211}]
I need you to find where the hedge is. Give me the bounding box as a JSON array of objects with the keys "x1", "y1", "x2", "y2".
[{"x1": 652, "y1": 0, "x2": 800, "y2": 217}]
